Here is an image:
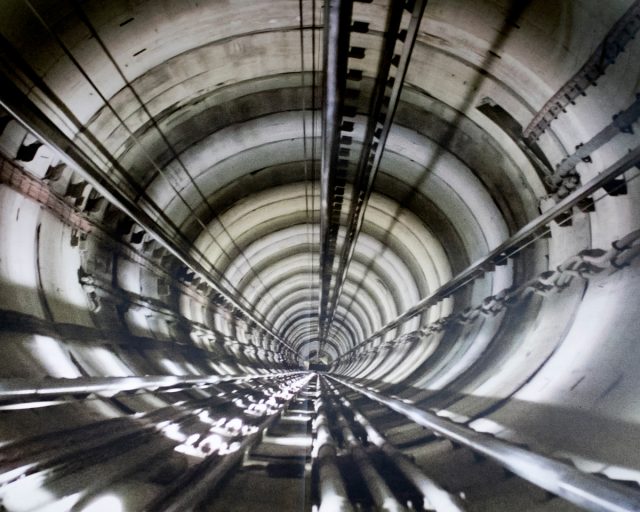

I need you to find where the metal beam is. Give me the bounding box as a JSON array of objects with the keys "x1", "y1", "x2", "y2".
[
  {"x1": 325, "y1": 0, "x2": 428, "y2": 338},
  {"x1": 331, "y1": 376, "x2": 640, "y2": 512},
  {"x1": 0, "y1": 69, "x2": 297, "y2": 360},
  {"x1": 554, "y1": 93, "x2": 640, "y2": 179},
  {"x1": 0, "y1": 373, "x2": 302, "y2": 404},
  {"x1": 337, "y1": 144, "x2": 640, "y2": 359},
  {"x1": 319, "y1": 0, "x2": 428, "y2": 350},
  {"x1": 324, "y1": 378, "x2": 465, "y2": 511},
  {"x1": 313, "y1": 394, "x2": 355, "y2": 512},
  {"x1": 319, "y1": 0, "x2": 354, "y2": 348},
  {"x1": 146, "y1": 373, "x2": 313, "y2": 511},
  {"x1": 523, "y1": 1, "x2": 640, "y2": 141},
  {"x1": 321, "y1": 379, "x2": 407, "y2": 512}
]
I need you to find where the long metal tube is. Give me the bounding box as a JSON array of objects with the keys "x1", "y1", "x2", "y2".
[
  {"x1": 319, "y1": 0, "x2": 353, "y2": 346},
  {"x1": 148, "y1": 374, "x2": 313, "y2": 511},
  {"x1": 0, "y1": 397, "x2": 205, "y2": 486},
  {"x1": 0, "y1": 375, "x2": 307, "y2": 510},
  {"x1": 554, "y1": 94, "x2": 640, "y2": 177},
  {"x1": 337, "y1": 144, "x2": 640, "y2": 359},
  {"x1": 0, "y1": 71, "x2": 297, "y2": 360},
  {"x1": 0, "y1": 375, "x2": 299, "y2": 487},
  {"x1": 331, "y1": 376, "x2": 640, "y2": 512},
  {"x1": 326, "y1": 381, "x2": 465, "y2": 511},
  {"x1": 523, "y1": 1, "x2": 640, "y2": 141},
  {"x1": 323, "y1": 380, "x2": 407, "y2": 512},
  {"x1": 313, "y1": 396, "x2": 355, "y2": 512},
  {"x1": 326, "y1": 0, "x2": 429, "y2": 337},
  {"x1": 0, "y1": 373, "x2": 302, "y2": 402}
]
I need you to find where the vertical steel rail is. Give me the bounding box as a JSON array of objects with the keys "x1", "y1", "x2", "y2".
[
  {"x1": 313, "y1": 394, "x2": 355, "y2": 512},
  {"x1": 325, "y1": 380, "x2": 466, "y2": 511},
  {"x1": 322, "y1": 378, "x2": 407, "y2": 512},
  {"x1": 325, "y1": 0, "x2": 428, "y2": 341},
  {"x1": 319, "y1": 0, "x2": 428, "y2": 352},
  {"x1": 147, "y1": 374, "x2": 313, "y2": 511},
  {"x1": 319, "y1": 0, "x2": 354, "y2": 349}
]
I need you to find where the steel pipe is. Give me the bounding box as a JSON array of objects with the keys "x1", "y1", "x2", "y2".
[
  {"x1": 331, "y1": 376, "x2": 640, "y2": 512},
  {"x1": 323, "y1": 379, "x2": 407, "y2": 512},
  {"x1": 326, "y1": 0, "x2": 428, "y2": 336},
  {"x1": 325, "y1": 380, "x2": 465, "y2": 511},
  {"x1": 319, "y1": 0, "x2": 354, "y2": 346},
  {"x1": 313, "y1": 394, "x2": 355, "y2": 512},
  {"x1": 148, "y1": 374, "x2": 313, "y2": 511},
  {"x1": 0, "y1": 373, "x2": 302, "y2": 403},
  {"x1": 0, "y1": 68, "x2": 296, "y2": 359},
  {"x1": 337, "y1": 144, "x2": 640, "y2": 359}
]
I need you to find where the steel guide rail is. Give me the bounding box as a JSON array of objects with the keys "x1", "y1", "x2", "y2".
[
  {"x1": 312, "y1": 386, "x2": 355, "y2": 512},
  {"x1": 523, "y1": 2, "x2": 640, "y2": 141},
  {"x1": 330, "y1": 376, "x2": 640, "y2": 512},
  {"x1": 0, "y1": 399, "x2": 203, "y2": 487},
  {"x1": 553, "y1": 94, "x2": 640, "y2": 180},
  {"x1": 321, "y1": 378, "x2": 408, "y2": 512},
  {"x1": 336, "y1": 227, "x2": 640, "y2": 365},
  {"x1": 0, "y1": 72, "x2": 296, "y2": 360},
  {"x1": 325, "y1": 0, "x2": 428, "y2": 341},
  {"x1": 336, "y1": 144, "x2": 640, "y2": 360},
  {"x1": 324, "y1": 378, "x2": 466, "y2": 511},
  {"x1": 319, "y1": 0, "x2": 428, "y2": 347},
  {"x1": 319, "y1": 0, "x2": 354, "y2": 344},
  {"x1": 548, "y1": 94, "x2": 640, "y2": 199},
  {"x1": 0, "y1": 372, "x2": 304, "y2": 404},
  {"x1": 0, "y1": 375, "x2": 299, "y2": 477}
]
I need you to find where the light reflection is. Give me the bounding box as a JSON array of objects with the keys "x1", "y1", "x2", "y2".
[
  {"x1": 174, "y1": 433, "x2": 226, "y2": 458},
  {"x1": 198, "y1": 410, "x2": 215, "y2": 424},
  {"x1": 0, "y1": 400, "x2": 67, "y2": 411},
  {"x1": 311, "y1": 427, "x2": 330, "y2": 458},
  {"x1": 31, "y1": 335, "x2": 82, "y2": 378},
  {"x1": 159, "y1": 357, "x2": 187, "y2": 376},
  {"x1": 226, "y1": 417, "x2": 244, "y2": 435},
  {"x1": 168, "y1": 415, "x2": 261, "y2": 459},
  {"x1": 1, "y1": 473, "x2": 81, "y2": 512},
  {"x1": 160, "y1": 422, "x2": 187, "y2": 443},
  {"x1": 38, "y1": 494, "x2": 82, "y2": 512},
  {"x1": 80, "y1": 494, "x2": 123, "y2": 512},
  {"x1": 220, "y1": 441, "x2": 242, "y2": 455}
]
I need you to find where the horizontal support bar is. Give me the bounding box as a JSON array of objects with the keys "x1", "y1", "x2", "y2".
[{"x1": 0, "y1": 372, "x2": 303, "y2": 401}]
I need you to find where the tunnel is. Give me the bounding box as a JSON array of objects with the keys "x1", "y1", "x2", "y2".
[{"x1": 0, "y1": 0, "x2": 640, "y2": 510}]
